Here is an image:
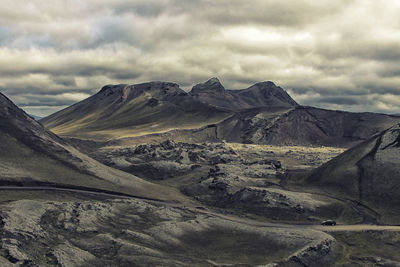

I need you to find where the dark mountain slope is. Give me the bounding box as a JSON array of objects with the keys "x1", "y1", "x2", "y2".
[
  {"x1": 0, "y1": 92, "x2": 182, "y2": 201},
  {"x1": 92, "y1": 105, "x2": 400, "y2": 149},
  {"x1": 133, "y1": 105, "x2": 399, "y2": 147},
  {"x1": 305, "y1": 123, "x2": 400, "y2": 223},
  {"x1": 217, "y1": 106, "x2": 400, "y2": 147}
]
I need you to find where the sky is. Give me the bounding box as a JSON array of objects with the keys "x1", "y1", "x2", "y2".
[{"x1": 0, "y1": 0, "x2": 400, "y2": 117}]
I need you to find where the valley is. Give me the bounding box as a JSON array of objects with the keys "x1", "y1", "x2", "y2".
[{"x1": 1, "y1": 79, "x2": 400, "y2": 266}]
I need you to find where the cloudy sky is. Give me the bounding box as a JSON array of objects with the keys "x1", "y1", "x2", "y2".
[{"x1": 1, "y1": 0, "x2": 400, "y2": 116}]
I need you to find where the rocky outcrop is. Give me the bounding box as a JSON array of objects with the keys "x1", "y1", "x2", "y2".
[
  {"x1": 224, "y1": 187, "x2": 328, "y2": 220},
  {"x1": 91, "y1": 140, "x2": 241, "y2": 180},
  {"x1": 185, "y1": 162, "x2": 333, "y2": 220},
  {"x1": 280, "y1": 236, "x2": 339, "y2": 267}
]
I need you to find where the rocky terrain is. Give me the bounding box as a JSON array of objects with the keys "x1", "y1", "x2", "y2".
[
  {"x1": 0, "y1": 191, "x2": 342, "y2": 266},
  {"x1": 1, "y1": 80, "x2": 400, "y2": 266},
  {"x1": 89, "y1": 140, "x2": 358, "y2": 223},
  {"x1": 0, "y1": 87, "x2": 345, "y2": 266}
]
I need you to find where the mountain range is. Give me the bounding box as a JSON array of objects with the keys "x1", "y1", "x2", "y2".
[{"x1": 41, "y1": 78, "x2": 400, "y2": 148}]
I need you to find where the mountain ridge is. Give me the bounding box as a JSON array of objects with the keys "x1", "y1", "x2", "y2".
[{"x1": 189, "y1": 78, "x2": 298, "y2": 110}]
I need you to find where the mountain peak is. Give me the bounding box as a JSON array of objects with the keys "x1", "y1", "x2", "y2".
[
  {"x1": 244, "y1": 81, "x2": 298, "y2": 107},
  {"x1": 207, "y1": 77, "x2": 221, "y2": 84},
  {"x1": 191, "y1": 77, "x2": 225, "y2": 93},
  {"x1": 0, "y1": 92, "x2": 32, "y2": 122},
  {"x1": 254, "y1": 81, "x2": 276, "y2": 87},
  {"x1": 247, "y1": 81, "x2": 280, "y2": 91}
]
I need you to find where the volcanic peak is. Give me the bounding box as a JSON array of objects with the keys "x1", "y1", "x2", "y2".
[{"x1": 191, "y1": 77, "x2": 225, "y2": 93}]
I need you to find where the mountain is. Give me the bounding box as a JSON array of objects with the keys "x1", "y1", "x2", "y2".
[
  {"x1": 40, "y1": 78, "x2": 299, "y2": 141},
  {"x1": 40, "y1": 78, "x2": 400, "y2": 148},
  {"x1": 305, "y1": 123, "x2": 400, "y2": 224},
  {"x1": 0, "y1": 92, "x2": 181, "y2": 201},
  {"x1": 189, "y1": 77, "x2": 298, "y2": 110},
  {"x1": 40, "y1": 81, "x2": 232, "y2": 141}
]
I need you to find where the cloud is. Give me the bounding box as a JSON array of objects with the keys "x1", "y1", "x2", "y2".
[{"x1": 0, "y1": 0, "x2": 399, "y2": 116}]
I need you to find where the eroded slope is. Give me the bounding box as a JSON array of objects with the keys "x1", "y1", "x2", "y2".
[{"x1": 0, "y1": 92, "x2": 182, "y2": 201}]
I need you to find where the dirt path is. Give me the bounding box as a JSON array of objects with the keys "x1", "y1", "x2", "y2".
[{"x1": 309, "y1": 224, "x2": 400, "y2": 232}]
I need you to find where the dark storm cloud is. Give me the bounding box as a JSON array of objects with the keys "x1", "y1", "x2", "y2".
[
  {"x1": 110, "y1": 0, "x2": 346, "y2": 26},
  {"x1": 189, "y1": 0, "x2": 353, "y2": 27},
  {"x1": 288, "y1": 86, "x2": 371, "y2": 97},
  {"x1": 0, "y1": 0, "x2": 399, "y2": 116},
  {"x1": 0, "y1": 83, "x2": 93, "y2": 97},
  {"x1": 312, "y1": 96, "x2": 361, "y2": 106},
  {"x1": 378, "y1": 66, "x2": 400, "y2": 78},
  {"x1": 51, "y1": 76, "x2": 77, "y2": 87},
  {"x1": 111, "y1": 1, "x2": 169, "y2": 17},
  {"x1": 317, "y1": 40, "x2": 400, "y2": 62}
]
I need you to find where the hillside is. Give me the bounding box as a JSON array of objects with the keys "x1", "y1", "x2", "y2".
[
  {"x1": 96, "y1": 105, "x2": 400, "y2": 149},
  {"x1": 215, "y1": 106, "x2": 400, "y2": 147},
  {"x1": 304, "y1": 123, "x2": 400, "y2": 224},
  {"x1": 0, "y1": 92, "x2": 181, "y2": 201}
]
